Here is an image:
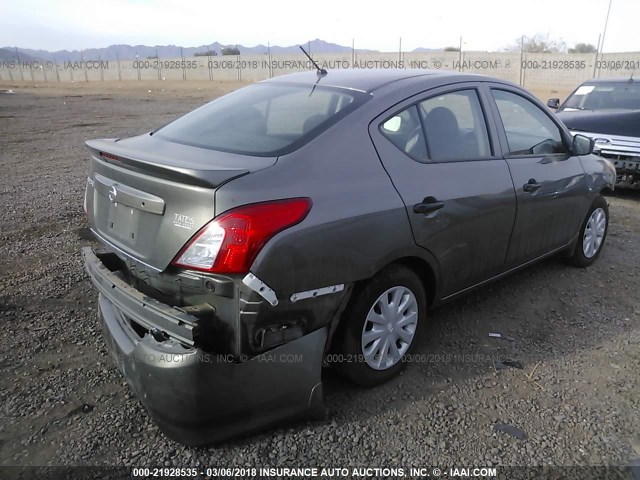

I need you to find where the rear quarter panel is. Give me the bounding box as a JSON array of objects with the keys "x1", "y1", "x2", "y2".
[{"x1": 214, "y1": 108, "x2": 426, "y2": 297}]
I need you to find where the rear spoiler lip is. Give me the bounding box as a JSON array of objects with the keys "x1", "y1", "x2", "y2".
[{"x1": 85, "y1": 138, "x2": 251, "y2": 189}]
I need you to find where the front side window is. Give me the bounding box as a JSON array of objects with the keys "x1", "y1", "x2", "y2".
[
  {"x1": 492, "y1": 89, "x2": 567, "y2": 156},
  {"x1": 156, "y1": 83, "x2": 367, "y2": 156}
]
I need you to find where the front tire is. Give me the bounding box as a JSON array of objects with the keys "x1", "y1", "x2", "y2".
[
  {"x1": 568, "y1": 195, "x2": 609, "y2": 267},
  {"x1": 337, "y1": 264, "x2": 426, "y2": 387}
]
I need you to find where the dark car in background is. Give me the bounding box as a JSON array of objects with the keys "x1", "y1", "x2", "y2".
[
  {"x1": 82, "y1": 69, "x2": 615, "y2": 445},
  {"x1": 548, "y1": 77, "x2": 640, "y2": 186}
]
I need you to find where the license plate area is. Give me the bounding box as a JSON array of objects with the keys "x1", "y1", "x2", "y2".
[
  {"x1": 107, "y1": 202, "x2": 142, "y2": 246},
  {"x1": 94, "y1": 173, "x2": 166, "y2": 248}
]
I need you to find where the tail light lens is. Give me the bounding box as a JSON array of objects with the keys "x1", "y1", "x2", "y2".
[{"x1": 172, "y1": 198, "x2": 312, "y2": 274}]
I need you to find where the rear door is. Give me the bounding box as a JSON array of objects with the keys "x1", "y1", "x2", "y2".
[
  {"x1": 369, "y1": 83, "x2": 516, "y2": 297},
  {"x1": 482, "y1": 84, "x2": 587, "y2": 267}
]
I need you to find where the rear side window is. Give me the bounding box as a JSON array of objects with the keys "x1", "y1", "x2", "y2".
[
  {"x1": 379, "y1": 89, "x2": 491, "y2": 162},
  {"x1": 380, "y1": 105, "x2": 427, "y2": 162},
  {"x1": 418, "y1": 90, "x2": 491, "y2": 161},
  {"x1": 156, "y1": 83, "x2": 367, "y2": 156},
  {"x1": 492, "y1": 89, "x2": 567, "y2": 156}
]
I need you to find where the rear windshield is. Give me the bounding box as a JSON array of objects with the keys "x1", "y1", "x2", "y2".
[
  {"x1": 562, "y1": 82, "x2": 640, "y2": 111},
  {"x1": 155, "y1": 83, "x2": 369, "y2": 156}
]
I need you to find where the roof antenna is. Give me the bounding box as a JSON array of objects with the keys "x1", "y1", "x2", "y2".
[{"x1": 299, "y1": 45, "x2": 327, "y2": 76}]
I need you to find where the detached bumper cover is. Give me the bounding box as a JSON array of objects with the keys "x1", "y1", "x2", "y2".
[{"x1": 82, "y1": 247, "x2": 326, "y2": 445}]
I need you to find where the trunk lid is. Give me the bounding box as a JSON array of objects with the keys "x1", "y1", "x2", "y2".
[{"x1": 85, "y1": 134, "x2": 277, "y2": 272}]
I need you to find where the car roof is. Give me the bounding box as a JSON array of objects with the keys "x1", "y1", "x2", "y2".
[
  {"x1": 261, "y1": 69, "x2": 490, "y2": 94},
  {"x1": 581, "y1": 77, "x2": 637, "y2": 84}
]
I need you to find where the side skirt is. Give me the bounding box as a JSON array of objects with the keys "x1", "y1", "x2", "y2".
[{"x1": 438, "y1": 242, "x2": 573, "y2": 304}]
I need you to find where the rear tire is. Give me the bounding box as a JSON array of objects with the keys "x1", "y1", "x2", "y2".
[
  {"x1": 337, "y1": 264, "x2": 426, "y2": 387},
  {"x1": 568, "y1": 195, "x2": 609, "y2": 267}
]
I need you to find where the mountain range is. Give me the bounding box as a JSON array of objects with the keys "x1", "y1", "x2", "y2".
[{"x1": 0, "y1": 39, "x2": 439, "y2": 63}]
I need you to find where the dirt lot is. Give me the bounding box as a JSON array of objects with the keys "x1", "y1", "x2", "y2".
[{"x1": 0, "y1": 81, "x2": 639, "y2": 474}]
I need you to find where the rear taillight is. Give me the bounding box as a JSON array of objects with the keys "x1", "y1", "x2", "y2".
[{"x1": 172, "y1": 198, "x2": 312, "y2": 274}]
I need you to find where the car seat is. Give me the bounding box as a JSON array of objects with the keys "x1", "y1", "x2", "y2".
[{"x1": 423, "y1": 107, "x2": 463, "y2": 160}]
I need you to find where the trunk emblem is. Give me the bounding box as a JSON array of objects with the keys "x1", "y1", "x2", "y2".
[
  {"x1": 173, "y1": 213, "x2": 195, "y2": 230},
  {"x1": 108, "y1": 185, "x2": 118, "y2": 203}
]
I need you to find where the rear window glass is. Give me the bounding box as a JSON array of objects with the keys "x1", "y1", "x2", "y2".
[{"x1": 155, "y1": 83, "x2": 368, "y2": 156}]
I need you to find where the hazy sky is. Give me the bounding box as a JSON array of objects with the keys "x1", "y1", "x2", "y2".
[{"x1": 2, "y1": 0, "x2": 639, "y2": 53}]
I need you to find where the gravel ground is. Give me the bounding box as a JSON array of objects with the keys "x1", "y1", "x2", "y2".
[{"x1": 0, "y1": 82, "x2": 639, "y2": 474}]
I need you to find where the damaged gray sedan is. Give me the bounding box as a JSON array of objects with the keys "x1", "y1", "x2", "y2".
[{"x1": 82, "y1": 69, "x2": 615, "y2": 445}]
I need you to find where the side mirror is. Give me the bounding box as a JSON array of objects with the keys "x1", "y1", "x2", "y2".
[
  {"x1": 573, "y1": 134, "x2": 595, "y2": 155},
  {"x1": 547, "y1": 98, "x2": 560, "y2": 109}
]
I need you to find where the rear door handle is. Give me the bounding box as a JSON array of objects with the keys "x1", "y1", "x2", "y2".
[
  {"x1": 413, "y1": 197, "x2": 444, "y2": 214},
  {"x1": 523, "y1": 179, "x2": 542, "y2": 193}
]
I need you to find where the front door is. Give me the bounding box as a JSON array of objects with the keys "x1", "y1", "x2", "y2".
[{"x1": 484, "y1": 86, "x2": 587, "y2": 267}]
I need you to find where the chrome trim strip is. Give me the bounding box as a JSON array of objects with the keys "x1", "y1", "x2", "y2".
[
  {"x1": 242, "y1": 273, "x2": 278, "y2": 306},
  {"x1": 94, "y1": 173, "x2": 166, "y2": 215},
  {"x1": 290, "y1": 284, "x2": 345, "y2": 303}
]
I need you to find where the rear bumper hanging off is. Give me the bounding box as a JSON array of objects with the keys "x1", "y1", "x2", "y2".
[{"x1": 82, "y1": 247, "x2": 326, "y2": 445}]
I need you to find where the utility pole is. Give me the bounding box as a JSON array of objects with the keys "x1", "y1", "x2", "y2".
[
  {"x1": 352, "y1": 38, "x2": 355, "y2": 67},
  {"x1": 592, "y1": 33, "x2": 601, "y2": 78},
  {"x1": 597, "y1": 0, "x2": 613, "y2": 78},
  {"x1": 520, "y1": 36, "x2": 526, "y2": 87},
  {"x1": 15, "y1": 47, "x2": 24, "y2": 81}
]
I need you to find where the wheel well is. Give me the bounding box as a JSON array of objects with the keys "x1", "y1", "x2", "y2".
[
  {"x1": 347, "y1": 257, "x2": 438, "y2": 307},
  {"x1": 326, "y1": 255, "x2": 438, "y2": 353},
  {"x1": 393, "y1": 257, "x2": 437, "y2": 307}
]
